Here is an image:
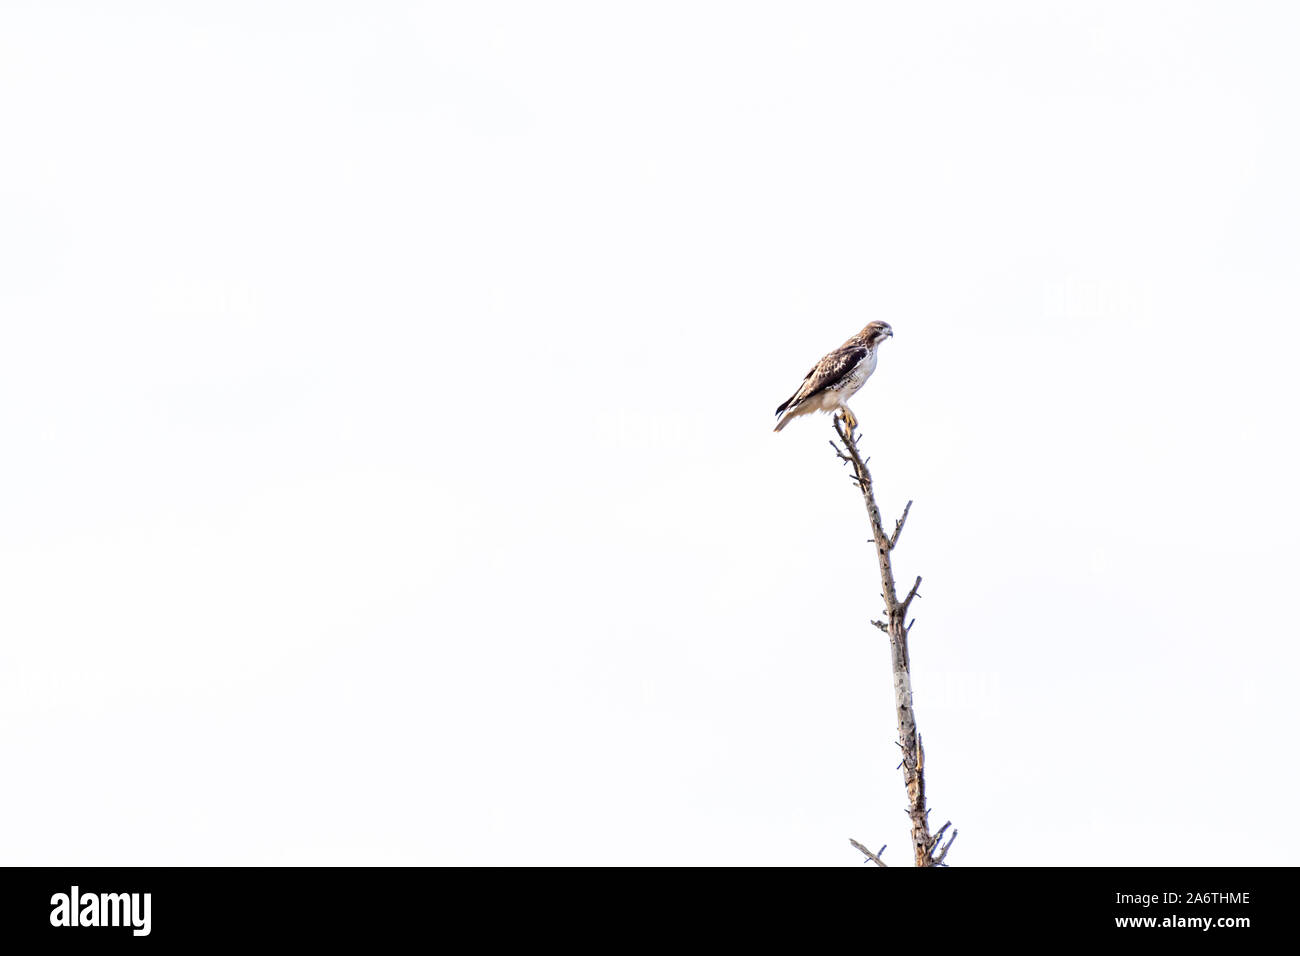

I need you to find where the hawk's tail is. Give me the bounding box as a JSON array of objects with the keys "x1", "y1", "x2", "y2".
[
  {"x1": 773, "y1": 404, "x2": 803, "y2": 432},
  {"x1": 774, "y1": 392, "x2": 802, "y2": 432}
]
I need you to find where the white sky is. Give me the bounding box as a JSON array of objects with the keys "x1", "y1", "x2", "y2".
[{"x1": 1, "y1": 2, "x2": 1297, "y2": 865}]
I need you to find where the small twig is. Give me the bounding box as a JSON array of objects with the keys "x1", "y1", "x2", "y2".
[
  {"x1": 849, "y1": 839, "x2": 889, "y2": 867},
  {"x1": 930, "y1": 821, "x2": 950, "y2": 848},
  {"x1": 871, "y1": 619, "x2": 889, "y2": 634},
  {"x1": 900, "y1": 575, "x2": 922, "y2": 615},
  {"x1": 888, "y1": 500, "x2": 913, "y2": 550},
  {"x1": 931, "y1": 828, "x2": 958, "y2": 866}
]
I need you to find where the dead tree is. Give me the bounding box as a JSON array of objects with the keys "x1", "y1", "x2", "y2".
[{"x1": 829, "y1": 415, "x2": 956, "y2": 867}]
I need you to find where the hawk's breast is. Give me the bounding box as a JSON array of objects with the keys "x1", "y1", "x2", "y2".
[{"x1": 835, "y1": 347, "x2": 877, "y2": 396}]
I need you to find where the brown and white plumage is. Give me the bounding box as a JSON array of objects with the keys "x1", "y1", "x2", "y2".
[{"x1": 774, "y1": 321, "x2": 893, "y2": 432}]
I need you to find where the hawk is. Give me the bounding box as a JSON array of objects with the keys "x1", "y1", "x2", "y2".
[{"x1": 773, "y1": 321, "x2": 893, "y2": 432}]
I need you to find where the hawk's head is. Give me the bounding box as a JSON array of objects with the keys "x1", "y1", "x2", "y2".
[{"x1": 859, "y1": 321, "x2": 894, "y2": 347}]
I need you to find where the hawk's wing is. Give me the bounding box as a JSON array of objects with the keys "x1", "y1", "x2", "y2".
[{"x1": 775, "y1": 347, "x2": 868, "y2": 416}]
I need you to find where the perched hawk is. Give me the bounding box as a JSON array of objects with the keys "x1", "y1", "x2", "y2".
[{"x1": 774, "y1": 321, "x2": 893, "y2": 432}]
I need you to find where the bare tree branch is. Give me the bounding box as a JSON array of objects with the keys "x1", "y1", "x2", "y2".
[
  {"x1": 928, "y1": 820, "x2": 949, "y2": 853},
  {"x1": 831, "y1": 414, "x2": 953, "y2": 866},
  {"x1": 849, "y1": 839, "x2": 889, "y2": 867},
  {"x1": 889, "y1": 500, "x2": 913, "y2": 550},
  {"x1": 931, "y1": 826, "x2": 958, "y2": 866},
  {"x1": 901, "y1": 575, "x2": 922, "y2": 616}
]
